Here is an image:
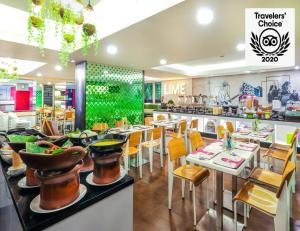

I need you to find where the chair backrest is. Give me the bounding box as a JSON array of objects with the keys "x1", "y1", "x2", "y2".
[
  {"x1": 168, "y1": 138, "x2": 187, "y2": 161},
  {"x1": 92, "y1": 123, "x2": 109, "y2": 132},
  {"x1": 216, "y1": 125, "x2": 225, "y2": 139},
  {"x1": 276, "y1": 161, "x2": 295, "y2": 198},
  {"x1": 115, "y1": 119, "x2": 125, "y2": 128},
  {"x1": 151, "y1": 127, "x2": 162, "y2": 140},
  {"x1": 42, "y1": 119, "x2": 60, "y2": 136},
  {"x1": 129, "y1": 131, "x2": 142, "y2": 147},
  {"x1": 179, "y1": 120, "x2": 187, "y2": 134},
  {"x1": 145, "y1": 117, "x2": 153, "y2": 126},
  {"x1": 157, "y1": 114, "x2": 166, "y2": 121},
  {"x1": 226, "y1": 121, "x2": 234, "y2": 133},
  {"x1": 65, "y1": 111, "x2": 74, "y2": 120},
  {"x1": 290, "y1": 129, "x2": 299, "y2": 148},
  {"x1": 281, "y1": 149, "x2": 293, "y2": 175},
  {"x1": 190, "y1": 131, "x2": 204, "y2": 152},
  {"x1": 190, "y1": 119, "x2": 198, "y2": 130}
]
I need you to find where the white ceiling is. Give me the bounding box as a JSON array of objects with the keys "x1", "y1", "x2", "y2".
[{"x1": 0, "y1": 0, "x2": 299, "y2": 81}]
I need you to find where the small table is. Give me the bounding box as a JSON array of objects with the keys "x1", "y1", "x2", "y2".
[
  {"x1": 232, "y1": 130, "x2": 273, "y2": 168},
  {"x1": 151, "y1": 119, "x2": 181, "y2": 154},
  {"x1": 186, "y1": 142, "x2": 259, "y2": 231}
]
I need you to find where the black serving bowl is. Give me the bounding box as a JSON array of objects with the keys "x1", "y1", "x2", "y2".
[
  {"x1": 88, "y1": 134, "x2": 127, "y2": 155},
  {"x1": 69, "y1": 134, "x2": 99, "y2": 147}
]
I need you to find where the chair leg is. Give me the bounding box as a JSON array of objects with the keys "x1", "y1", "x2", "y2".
[
  {"x1": 206, "y1": 177, "x2": 209, "y2": 210},
  {"x1": 168, "y1": 174, "x2": 173, "y2": 210},
  {"x1": 149, "y1": 147, "x2": 153, "y2": 173},
  {"x1": 139, "y1": 147, "x2": 143, "y2": 178},
  {"x1": 189, "y1": 182, "x2": 193, "y2": 192},
  {"x1": 182, "y1": 179, "x2": 185, "y2": 199},
  {"x1": 234, "y1": 200, "x2": 238, "y2": 231},
  {"x1": 160, "y1": 144, "x2": 163, "y2": 168},
  {"x1": 124, "y1": 155, "x2": 128, "y2": 174},
  {"x1": 192, "y1": 185, "x2": 196, "y2": 226},
  {"x1": 244, "y1": 203, "x2": 247, "y2": 227}
]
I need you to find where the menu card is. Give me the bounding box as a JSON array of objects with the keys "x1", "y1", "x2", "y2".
[
  {"x1": 235, "y1": 142, "x2": 258, "y2": 151},
  {"x1": 213, "y1": 152, "x2": 245, "y2": 169}
]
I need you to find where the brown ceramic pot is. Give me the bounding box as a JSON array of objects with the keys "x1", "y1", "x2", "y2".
[
  {"x1": 80, "y1": 153, "x2": 94, "y2": 172},
  {"x1": 25, "y1": 167, "x2": 40, "y2": 186},
  {"x1": 35, "y1": 164, "x2": 81, "y2": 210},
  {"x1": 91, "y1": 152, "x2": 121, "y2": 184}
]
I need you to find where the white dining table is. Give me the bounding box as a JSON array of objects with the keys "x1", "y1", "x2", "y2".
[
  {"x1": 186, "y1": 141, "x2": 259, "y2": 231},
  {"x1": 232, "y1": 130, "x2": 273, "y2": 168},
  {"x1": 107, "y1": 125, "x2": 154, "y2": 167},
  {"x1": 151, "y1": 119, "x2": 182, "y2": 154}
]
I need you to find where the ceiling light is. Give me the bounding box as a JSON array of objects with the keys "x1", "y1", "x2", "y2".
[
  {"x1": 245, "y1": 70, "x2": 251, "y2": 74},
  {"x1": 160, "y1": 59, "x2": 167, "y2": 65},
  {"x1": 47, "y1": 82, "x2": 51, "y2": 85},
  {"x1": 236, "y1": 43, "x2": 245, "y2": 51},
  {"x1": 70, "y1": 60, "x2": 76, "y2": 63},
  {"x1": 55, "y1": 65, "x2": 62, "y2": 71},
  {"x1": 37, "y1": 73, "x2": 42, "y2": 77},
  {"x1": 196, "y1": 8, "x2": 214, "y2": 25},
  {"x1": 295, "y1": 66, "x2": 300, "y2": 70},
  {"x1": 107, "y1": 45, "x2": 118, "y2": 55}
]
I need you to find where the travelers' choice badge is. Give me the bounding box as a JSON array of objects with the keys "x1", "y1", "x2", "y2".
[{"x1": 245, "y1": 8, "x2": 295, "y2": 66}]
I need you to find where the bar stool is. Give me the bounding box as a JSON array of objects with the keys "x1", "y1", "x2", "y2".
[
  {"x1": 168, "y1": 138, "x2": 210, "y2": 226},
  {"x1": 122, "y1": 131, "x2": 143, "y2": 178},
  {"x1": 234, "y1": 161, "x2": 295, "y2": 231},
  {"x1": 142, "y1": 127, "x2": 163, "y2": 172}
]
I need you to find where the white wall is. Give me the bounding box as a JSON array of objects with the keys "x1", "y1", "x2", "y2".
[{"x1": 161, "y1": 79, "x2": 192, "y2": 103}]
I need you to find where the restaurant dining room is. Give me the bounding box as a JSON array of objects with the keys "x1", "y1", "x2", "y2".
[{"x1": 0, "y1": 0, "x2": 300, "y2": 231}]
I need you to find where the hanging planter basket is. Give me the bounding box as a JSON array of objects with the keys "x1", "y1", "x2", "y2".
[
  {"x1": 83, "y1": 23, "x2": 96, "y2": 36},
  {"x1": 63, "y1": 33, "x2": 75, "y2": 43},
  {"x1": 29, "y1": 15, "x2": 44, "y2": 28},
  {"x1": 32, "y1": 0, "x2": 45, "y2": 6},
  {"x1": 75, "y1": 14, "x2": 84, "y2": 25}
]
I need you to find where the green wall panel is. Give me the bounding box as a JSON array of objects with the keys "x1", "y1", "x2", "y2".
[
  {"x1": 85, "y1": 63, "x2": 144, "y2": 129},
  {"x1": 36, "y1": 89, "x2": 43, "y2": 107}
]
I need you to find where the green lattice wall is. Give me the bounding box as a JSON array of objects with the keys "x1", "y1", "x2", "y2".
[
  {"x1": 85, "y1": 63, "x2": 144, "y2": 129},
  {"x1": 36, "y1": 89, "x2": 43, "y2": 107}
]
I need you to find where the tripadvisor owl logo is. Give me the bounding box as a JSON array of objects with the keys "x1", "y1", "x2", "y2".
[{"x1": 245, "y1": 9, "x2": 295, "y2": 66}]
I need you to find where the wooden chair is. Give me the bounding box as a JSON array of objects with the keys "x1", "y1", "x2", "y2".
[
  {"x1": 115, "y1": 119, "x2": 125, "y2": 128},
  {"x1": 234, "y1": 161, "x2": 295, "y2": 231},
  {"x1": 144, "y1": 117, "x2": 153, "y2": 126},
  {"x1": 167, "y1": 120, "x2": 187, "y2": 139},
  {"x1": 168, "y1": 138, "x2": 210, "y2": 226},
  {"x1": 189, "y1": 119, "x2": 199, "y2": 131},
  {"x1": 122, "y1": 131, "x2": 143, "y2": 178},
  {"x1": 41, "y1": 119, "x2": 62, "y2": 139},
  {"x1": 226, "y1": 121, "x2": 234, "y2": 133},
  {"x1": 189, "y1": 131, "x2": 205, "y2": 152},
  {"x1": 216, "y1": 125, "x2": 225, "y2": 139},
  {"x1": 63, "y1": 110, "x2": 75, "y2": 134},
  {"x1": 157, "y1": 114, "x2": 166, "y2": 121},
  {"x1": 92, "y1": 123, "x2": 109, "y2": 132},
  {"x1": 249, "y1": 149, "x2": 293, "y2": 189},
  {"x1": 142, "y1": 127, "x2": 163, "y2": 172}
]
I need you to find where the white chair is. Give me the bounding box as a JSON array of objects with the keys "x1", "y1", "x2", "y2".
[{"x1": 142, "y1": 127, "x2": 163, "y2": 172}]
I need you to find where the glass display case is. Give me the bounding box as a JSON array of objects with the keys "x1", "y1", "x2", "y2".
[{"x1": 285, "y1": 101, "x2": 300, "y2": 122}]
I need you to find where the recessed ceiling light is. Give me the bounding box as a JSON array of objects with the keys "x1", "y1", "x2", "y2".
[
  {"x1": 236, "y1": 43, "x2": 245, "y2": 51},
  {"x1": 107, "y1": 45, "x2": 118, "y2": 55},
  {"x1": 55, "y1": 65, "x2": 62, "y2": 71},
  {"x1": 70, "y1": 60, "x2": 76, "y2": 63},
  {"x1": 295, "y1": 66, "x2": 300, "y2": 70},
  {"x1": 37, "y1": 72, "x2": 42, "y2": 77},
  {"x1": 245, "y1": 70, "x2": 251, "y2": 74},
  {"x1": 196, "y1": 8, "x2": 214, "y2": 25},
  {"x1": 160, "y1": 59, "x2": 167, "y2": 65},
  {"x1": 47, "y1": 82, "x2": 51, "y2": 85}
]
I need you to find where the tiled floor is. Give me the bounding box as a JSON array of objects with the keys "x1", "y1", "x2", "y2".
[{"x1": 128, "y1": 138, "x2": 300, "y2": 231}]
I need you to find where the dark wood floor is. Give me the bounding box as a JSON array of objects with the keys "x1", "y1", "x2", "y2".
[{"x1": 127, "y1": 138, "x2": 300, "y2": 231}]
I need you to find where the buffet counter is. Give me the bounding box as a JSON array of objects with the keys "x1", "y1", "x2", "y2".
[
  {"x1": 153, "y1": 110, "x2": 300, "y2": 147},
  {"x1": 0, "y1": 160, "x2": 134, "y2": 231}
]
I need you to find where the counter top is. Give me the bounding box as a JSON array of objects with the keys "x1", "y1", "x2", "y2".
[
  {"x1": 0, "y1": 160, "x2": 134, "y2": 231},
  {"x1": 153, "y1": 109, "x2": 300, "y2": 125}
]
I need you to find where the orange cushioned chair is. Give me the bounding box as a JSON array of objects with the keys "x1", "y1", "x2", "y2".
[
  {"x1": 216, "y1": 125, "x2": 225, "y2": 139},
  {"x1": 144, "y1": 117, "x2": 154, "y2": 126},
  {"x1": 168, "y1": 138, "x2": 210, "y2": 226},
  {"x1": 226, "y1": 121, "x2": 234, "y2": 133},
  {"x1": 233, "y1": 161, "x2": 295, "y2": 231},
  {"x1": 122, "y1": 131, "x2": 143, "y2": 178},
  {"x1": 189, "y1": 131, "x2": 205, "y2": 152},
  {"x1": 157, "y1": 114, "x2": 166, "y2": 121}
]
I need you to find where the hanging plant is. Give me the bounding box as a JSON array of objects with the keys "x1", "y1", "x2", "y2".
[
  {"x1": 82, "y1": 23, "x2": 99, "y2": 56},
  {"x1": 27, "y1": 0, "x2": 46, "y2": 56}
]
